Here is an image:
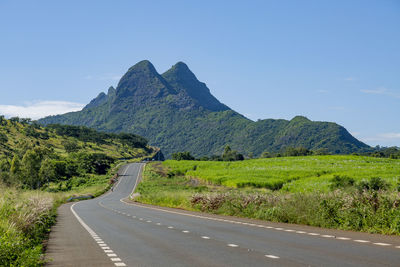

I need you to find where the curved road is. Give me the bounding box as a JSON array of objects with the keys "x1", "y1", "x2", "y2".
[{"x1": 46, "y1": 163, "x2": 400, "y2": 266}]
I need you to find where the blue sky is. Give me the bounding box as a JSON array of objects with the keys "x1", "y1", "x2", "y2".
[{"x1": 0, "y1": 0, "x2": 399, "y2": 147}]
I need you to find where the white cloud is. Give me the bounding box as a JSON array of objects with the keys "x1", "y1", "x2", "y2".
[
  {"x1": 360, "y1": 87, "x2": 400, "y2": 99},
  {"x1": 85, "y1": 74, "x2": 121, "y2": 81},
  {"x1": 379, "y1": 133, "x2": 400, "y2": 139},
  {"x1": 0, "y1": 101, "x2": 85, "y2": 120},
  {"x1": 359, "y1": 132, "x2": 400, "y2": 146}
]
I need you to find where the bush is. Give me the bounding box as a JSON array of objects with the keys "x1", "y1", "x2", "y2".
[
  {"x1": 357, "y1": 177, "x2": 389, "y2": 192},
  {"x1": 330, "y1": 175, "x2": 355, "y2": 189},
  {"x1": 62, "y1": 140, "x2": 80, "y2": 153},
  {"x1": 172, "y1": 152, "x2": 195, "y2": 161}
]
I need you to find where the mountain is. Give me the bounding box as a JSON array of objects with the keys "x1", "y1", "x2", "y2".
[{"x1": 38, "y1": 60, "x2": 370, "y2": 157}]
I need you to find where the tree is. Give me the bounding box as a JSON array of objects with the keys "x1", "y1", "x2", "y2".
[
  {"x1": 62, "y1": 140, "x2": 80, "y2": 153},
  {"x1": 0, "y1": 132, "x2": 8, "y2": 144},
  {"x1": 21, "y1": 149, "x2": 42, "y2": 189},
  {"x1": 39, "y1": 158, "x2": 57, "y2": 186},
  {"x1": 261, "y1": 151, "x2": 272, "y2": 158},
  {"x1": 222, "y1": 145, "x2": 244, "y2": 161},
  {"x1": 10, "y1": 154, "x2": 21, "y2": 176},
  {"x1": 172, "y1": 152, "x2": 195, "y2": 161},
  {"x1": 284, "y1": 147, "x2": 312, "y2": 157},
  {"x1": 0, "y1": 158, "x2": 11, "y2": 185},
  {"x1": 77, "y1": 152, "x2": 114, "y2": 175}
]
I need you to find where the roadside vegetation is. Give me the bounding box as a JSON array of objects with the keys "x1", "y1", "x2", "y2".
[
  {"x1": 0, "y1": 116, "x2": 154, "y2": 266},
  {"x1": 136, "y1": 155, "x2": 400, "y2": 235}
]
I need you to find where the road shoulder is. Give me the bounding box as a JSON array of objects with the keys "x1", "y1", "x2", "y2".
[{"x1": 45, "y1": 202, "x2": 112, "y2": 267}]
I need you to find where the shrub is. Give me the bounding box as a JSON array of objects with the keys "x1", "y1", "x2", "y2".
[
  {"x1": 330, "y1": 175, "x2": 355, "y2": 189},
  {"x1": 357, "y1": 177, "x2": 389, "y2": 192},
  {"x1": 172, "y1": 152, "x2": 195, "y2": 161}
]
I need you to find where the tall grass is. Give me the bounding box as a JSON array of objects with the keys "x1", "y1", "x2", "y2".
[{"x1": 0, "y1": 186, "x2": 57, "y2": 266}]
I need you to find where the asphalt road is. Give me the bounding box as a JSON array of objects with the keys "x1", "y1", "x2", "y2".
[{"x1": 46, "y1": 163, "x2": 400, "y2": 266}]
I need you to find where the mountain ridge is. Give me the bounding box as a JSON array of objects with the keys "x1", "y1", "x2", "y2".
[{"x1": 39, "y1": 60, "x2": 370, "y2": 157}]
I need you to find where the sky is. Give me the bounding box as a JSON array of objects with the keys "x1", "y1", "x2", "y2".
[{"x1": 0, "y1": 0, "x2": 399, "y2": 147}]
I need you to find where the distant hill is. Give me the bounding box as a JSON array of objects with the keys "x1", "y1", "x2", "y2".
[
  {"x1": 39, "y1": 60, "x2": 370, "y2": 157},
  {"x1": 0, "y1": 116, "x2": 153, "y2": 160},
  {"x1": 0, "y1": 116, "x2": 156, "y2": 188}
]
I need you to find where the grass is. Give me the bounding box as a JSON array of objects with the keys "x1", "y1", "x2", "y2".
[
  {"x1": 135, "y1": 156, "x2": 400, "y2": 235},
  {"x1": 163, "y1": 155, "x2": 400, "y2": 192}
]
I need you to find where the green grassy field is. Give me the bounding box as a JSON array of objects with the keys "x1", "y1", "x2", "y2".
[
  {"x1": 136, "y1": 156, "x2": 400, "y2": 235},
  {"x1": 163, "y1": 155, "x2": 400, "y2": 192}
]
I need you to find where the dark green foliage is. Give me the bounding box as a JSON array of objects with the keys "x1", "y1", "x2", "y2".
[
  {"x1": 62, "y1": 140, "x2": 80, "y2": 153},
  {"x1": 330, "y1": 175, "x2": 355, "y2": 189},
  {"x1": 77, "y1": 153, "x2": 115, "y2": 175},
  {"x1": 38, "y1": 60, "x2": 370, "y2": 158},
  {"x1": 357, "y1": 177, "x2": 389, "y2": 192},
  {"x1": 221, "y1": 145, "x2": 244, "y2": 161},
  {"x1": 172, "y1": 151, "x2": 195, "y2": 161},
  {"x1": 116, "y1": 133, "x2": 148, "y2": 148},
  {"x1": 367, "y1": 146, "x2": 400, "y2": 159},
  {"x1": 47, "y1": 124, "x2": 148, "y2": 148},
  {"x1": 284, "y1": 146, "x2": 312, "y2": 157},
  {"x1": 0, "y1": 132, "x2": 8, "y2": 143}
]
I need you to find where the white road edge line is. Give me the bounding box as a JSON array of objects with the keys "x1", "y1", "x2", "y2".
[{"x1": 71, "y1": 203, "x2": 127, "y2": 266}]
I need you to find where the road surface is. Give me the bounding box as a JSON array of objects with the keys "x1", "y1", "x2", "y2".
[{"x1": 46, "y1": 163, "x2": 400, "y2": 266}]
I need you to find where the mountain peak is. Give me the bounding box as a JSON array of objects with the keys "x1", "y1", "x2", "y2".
[
  {"x1": 126, "y1": 60, "x2": 158, "y2": 74},
  {"x1": 162, "y1": 62, "x2": 230, "y2": 112},
  {"x1": 107, "y1": 86, "x2": 116, "y2": 95}
]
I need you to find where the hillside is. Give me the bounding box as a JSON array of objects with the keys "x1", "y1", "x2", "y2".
[
  {"x1": 0, "y1": 116, "x2": 154, "y2": 188},
  {"x1": 39, "y1": 60, "x2": 370, "y2": 157}
]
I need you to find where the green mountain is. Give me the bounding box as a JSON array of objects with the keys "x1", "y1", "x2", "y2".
[{"x1": 38, "y1": 60, "x2": 370, "y2": 157}]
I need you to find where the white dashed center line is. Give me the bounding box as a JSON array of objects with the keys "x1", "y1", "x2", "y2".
[
  {"x1": 321, "y1": 235, "x2": 335, "y2": 238},
  {"x1": 373, "y1": 243, "x2": 391, "y2": 246},
  {"x1": 265, "y1": 255, "x2": 280, "y2": 259},
  {"x1": 354, "y1": 240, "x2": 370, "y2": 243},
  {"x1": 201, "y1": 236, "x2": 210, "y2": 239},
  {"x1": 228, "y1": 244, "x2": 239, "y2": 247}
]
